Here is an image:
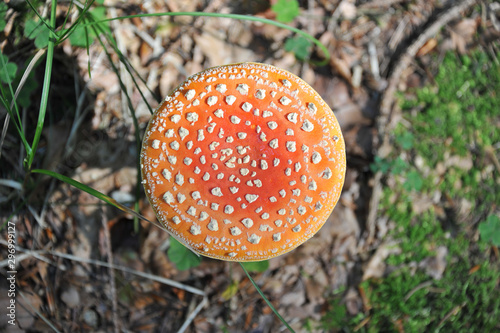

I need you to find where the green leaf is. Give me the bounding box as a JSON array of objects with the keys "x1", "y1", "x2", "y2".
[
  {"x1": 16, "y1": 72, "x2": 39, "y2": 108},
  {"x1": 396, "y1": 131, "x2": 414, "y2": 150},
  {"x1": 32, "y1": 169, "x2": 129, "y2": 209},
  {"x1": 391, "y1": 157, "x2": 408, "y2": 175},
  {"x1": 24, "y1": 20, "x2": 39, "y2": 38},
  {"x1": 0, "y1": 55, "x2": 17, "y2": 84},
  {"x1": 69, "y1": 7, "x2": 111, "y2": 48},
  {"x1": 24, "y1": 19, "x2": 50, "y2": 49},
  {"x1": 0, "y1": 2, "x2": 7, "y2": 15},
  {"x1": 271, "y1": 0, "x2": 300, "y2": 23},
  {"x1": 167, "y1": 237, "x2": 202, "y2": 270},
  {"x1": 478, "y1": 215, "x2": 500, "y2": 246},
  {"x1": 0, "y1": 2, "x2": 8, "y2": 31},
  {"x1": 241, "y1": 260, "x2": 269, "y2": 273},
  {"x1": 221, "y1": 280, "x2": 239, "y2": 300},
  {"x1": 90, "y1": 7, "x2": 111, "y2": 35},
  {"x1": 34, "y1": 27, "x2": 51, "y2": 49},
  {"x1": 370, "y1": 155, "x2": 391, "y2": 173},
  {"x1": 285, "y1": 35, "x2": 312, "y2": 61},
  {"x1": 69, "y1": 24, "x2": 91, "y2": 47},
  {"x1": 403, "y1": 170, "x2": 423, "y2": 192}
]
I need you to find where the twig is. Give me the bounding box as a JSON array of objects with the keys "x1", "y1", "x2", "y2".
[
  {"x1": 101, "y1": 209, "x2": 120, "y2": 333},
  {"x1": 0, "y1": 239, "x2": 64, "y2": 270},
  {"x1": 0, "y1": 250, "x2": 56, "y2": 269},
  {"x1": 353, "y1": 315, "x2": 371, "y2": 331},
  {"x1": 437, "y1": 302, "x2": 467, "y2": 328},
  {"x1": 0, "y1": 241, "x2": 205, "y2": 296},
  {"x1": 359, "y1": 0, "x2": 406, "y2": 10},
  {"x1": 10, "y1": 48, "x2": 47, "y2": 111},
  {"x1": 46, "y1": 250, "x2": 206, "y2": 296},
  {"x1": 380, "y1": 0, "x2": 478, "y2": 120},
  {"x1": 0, "y1": 179, "x2": 23, "y2": 190},
  {"x1": 109, "y1": 7, "x2": 133, "y2": 122},
  {"x1": 403, "y1": 280, "x2": 433, "y2": 301},
  {"x1": 0, "y1": 48, "x2": 47, "y2": 161},
  {"x1": 27, "y1": 205, "x2": 48, "y2": 229},
  {"x1": 388, "y1": 16, "x2": 409, "y2": 51},
  {"x1": 327, "y1": 0, "x2": 345, "y2": 33},
  {"x1": 19, "y1": 290, "x2": 62, "y2": 333},
  {"x1": 176, "y1": 297, "x2": 209, "y2": 333},
  {"x1": 128, "y1": 23, "x2": 165, "y2": 58},
  {"x1": 366, "y1": 0, "x2": 478, "y2": 245},
  {"x1": 368, "y1": 36, "x2": 381, "y2": 80}
]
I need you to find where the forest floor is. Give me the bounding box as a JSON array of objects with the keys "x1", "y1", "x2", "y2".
[{"x1": 0, "y1": 0, "x2": 499, "y2": 332}]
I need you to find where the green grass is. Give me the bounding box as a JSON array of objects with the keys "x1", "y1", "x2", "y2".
[{"x1": 321, "y1": 50, "x2": 500, "y2": 332}]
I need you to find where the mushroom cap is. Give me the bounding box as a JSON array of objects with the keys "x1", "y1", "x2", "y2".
[{"x1": 141, "y1": 62, "x2": 346, "y2": 262}]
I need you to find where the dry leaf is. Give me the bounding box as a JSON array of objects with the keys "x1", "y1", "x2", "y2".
[
  {"x1": 362, "y1": 242, "x2": 401, "y2": 280},
  {"x1": 60, "y1": 285, "x2": 81, "y2": 308},
  {"x1": 416, "y1": 38, "x2": 437, "y2": 57},
  {"x1": 338, "y1": 1, "x2": 357, "y2": 20},
  {"x1": 419, "y1": 246, "x2": 448, "y2": 280},
  {"x1": 335, "y1": 102, "x2": 372, "y2": 128},
  {"x1": 193, "y1": 32, "x2": 255, "y2": 66},
  {"x1": 450, "y1": 19, "x2": 478, "y2": 53},
  {"x1": 281, "y1": 280, "x2": 306, "y2": 306}
]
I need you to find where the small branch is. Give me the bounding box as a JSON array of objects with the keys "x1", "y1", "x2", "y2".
[
  {"x1": 48, "y1": 250, "x2": 206, "y2": 296},
  {"x1": 19, "y1": 290, "x2": 62, "y2": 333},
  {"x1": 101, "y1": 210, "x2": 120, "y2": 333},
  {"x1": 437, "y1": 302, "x2": 467, "y2": 328},
  {"x1": 108, "y1": 7, "x2": 134, "y2": 123},
  {"x1": 0, "y1": 241, "x2": 206, "y2": 296},
  {"x1": 380, "y1": 0, "x2": 477, "y2": 121},
  {"x1": 366, "y1": 0, "x2": 478, "y2": 245},
  {"x1": 403, "y1": 280, "x2": 433, "y2": 301},
  {"x1": 176, "y1": 297, "x2": 209, "y2": 333}
]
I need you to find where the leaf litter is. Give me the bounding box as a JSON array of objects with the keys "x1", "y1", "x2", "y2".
[{"x1": 0, "y1": 0, "x2": 498, "y2": 332}]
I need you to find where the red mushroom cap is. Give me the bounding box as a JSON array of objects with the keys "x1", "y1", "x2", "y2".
[{"x1": 141, "y1": 63, "x2": 346, "y2": 261}]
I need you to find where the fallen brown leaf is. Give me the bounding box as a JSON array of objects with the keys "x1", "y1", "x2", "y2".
[
  {"x1": 362, "y1": 241, "x2": 401, "y2": 280},
  {"x1": 449, "y1": 18, "x2": 479, "y2": 53}
]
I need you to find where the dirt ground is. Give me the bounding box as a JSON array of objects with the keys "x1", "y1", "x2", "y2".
[{"x1": 0, "y1": 0, "x2": 498, "y2": 332}]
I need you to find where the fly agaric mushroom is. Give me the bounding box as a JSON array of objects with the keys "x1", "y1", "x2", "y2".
[{"x1": 141, "y1": 63, "x2": 346, "y2": 261}]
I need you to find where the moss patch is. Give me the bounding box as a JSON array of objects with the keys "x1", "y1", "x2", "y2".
[{"x1": 321, "y1": 50, "x2": 500, "y2": 332}]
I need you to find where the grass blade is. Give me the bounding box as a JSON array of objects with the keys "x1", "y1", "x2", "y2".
[
  {"x1": 0, "y1": 61, "x2": 31, "y2": 155},
  {"x1": 90, "y1": 23, "x2": 145, "y2": 230},
  {"x1": 31, "y1": 168, "x2": 157, "y2": 227},
  {"x1": 24, "y1": 0, "x2": 57, "y2": 35},
  {"x1": 26, "y1": 0, "x2": 58, "y2": 169},
  {"x1": 31, "y1": 168, "x2": 203, "y2": 257},
  {"x1": 240, "y1": 262, "x2": 296, "y2": 332}
]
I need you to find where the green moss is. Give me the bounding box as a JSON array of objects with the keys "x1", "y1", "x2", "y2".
[
  {"x1": 336, "y1": 50, "x2": 500, "y2": 332},
  {"x1": 357, "y1": 261, "x2": 500, "y2": 333}
]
